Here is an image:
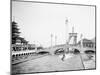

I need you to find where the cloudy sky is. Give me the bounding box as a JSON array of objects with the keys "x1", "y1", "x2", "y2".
[{"x1": 12, "y1": 1, "x2": 95, "y2": 47}]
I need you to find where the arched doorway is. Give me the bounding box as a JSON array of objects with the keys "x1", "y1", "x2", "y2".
[
  {"x1": 73, "y1": 49, "x2": 80, "y2": 54},
  {"x1": 84, "y1": 50, "x2": 95, "y2": 54}
]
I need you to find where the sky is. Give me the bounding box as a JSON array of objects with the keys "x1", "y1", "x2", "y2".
[{"x1": 12, "y1": 1, "x2": 95, "y2": 47}]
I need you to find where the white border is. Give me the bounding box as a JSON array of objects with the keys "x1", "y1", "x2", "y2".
[{"x1": 0, "y1": 0, "x2": 100, "y2": 75}]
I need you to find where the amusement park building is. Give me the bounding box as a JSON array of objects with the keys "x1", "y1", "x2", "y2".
[{"x1": 78, "y1": 38, "x2": 96, "y2": 48}]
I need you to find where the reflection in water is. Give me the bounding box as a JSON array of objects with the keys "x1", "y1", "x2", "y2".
[{"x1": 12, "y1": 52, "x2": 95, "y2": 74}]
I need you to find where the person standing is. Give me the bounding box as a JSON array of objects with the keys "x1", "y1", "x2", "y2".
[{"x1": 61, "y1": 50, "x2": 66, "y2": 61}]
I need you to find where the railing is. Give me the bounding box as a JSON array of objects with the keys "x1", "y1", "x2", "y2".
[{"x1": 12, "y1": 44, "x2": 37, "y2": 56}]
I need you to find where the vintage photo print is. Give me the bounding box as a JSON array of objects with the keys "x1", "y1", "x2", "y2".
[{"x1": 11, "y1": 0, "x2": 96, "y2": 74}]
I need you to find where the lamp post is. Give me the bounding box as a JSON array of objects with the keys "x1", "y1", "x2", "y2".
[
  {"x1": 55, "y1": 35, "x2": 57, "y2": 46},
  {"x1": 65, "y1": 18, "x2": 68, "y2": 45},
  {"x1": 80, "y1": 34, "x2": 83, "y2": 48},
  {"x1": 51, "y1": 34, "x2": 53, "y2": 48}
]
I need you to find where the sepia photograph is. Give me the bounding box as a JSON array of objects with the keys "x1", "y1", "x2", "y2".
[{"x1": 11, "y1": 0, "x2": 96, "y2": 74}]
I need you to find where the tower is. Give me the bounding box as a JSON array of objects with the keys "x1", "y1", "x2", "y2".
[{"x1": 67, "y1": 26, "x2": 77, "y2": 45}]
